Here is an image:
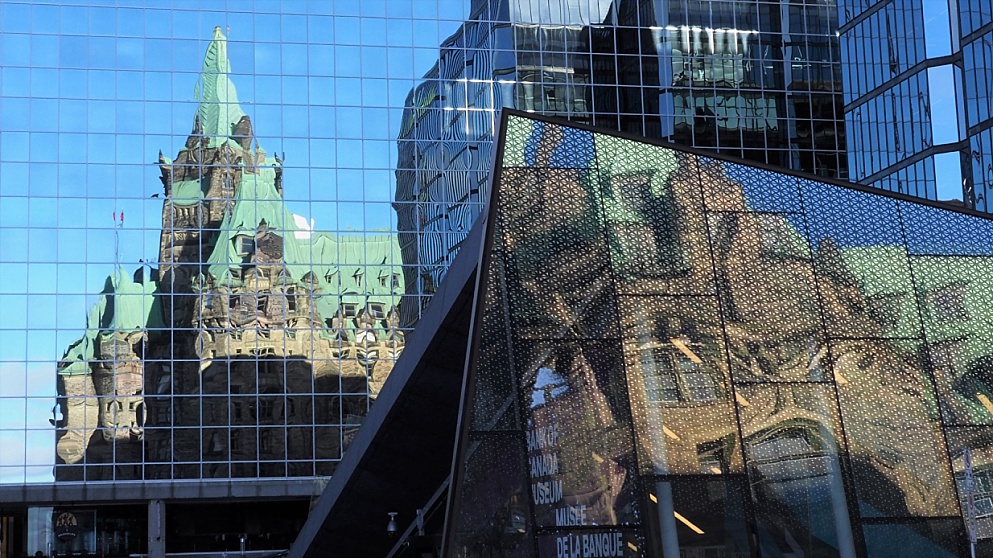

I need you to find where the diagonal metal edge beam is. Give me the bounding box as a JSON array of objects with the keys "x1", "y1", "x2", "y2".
[{"x1": 289, "y1": 214, "x2": 486, "y2": 558}]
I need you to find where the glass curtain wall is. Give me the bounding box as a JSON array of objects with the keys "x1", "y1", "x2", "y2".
[
  {"x1": 395, "y1": 0, "x2": 846, "y2": 327},
  {"x1": 0, "y1": 1, "x2": 474, "y2": 554},
  {"x1": 838, "y1": 0, "x2": 992, "y2": 209},
  {"x1": 446, "y1": 111, "x2": 993, "y2": 557},
  {"x1": 0, "y1": 0, "x2": 480, "y2": 487}
]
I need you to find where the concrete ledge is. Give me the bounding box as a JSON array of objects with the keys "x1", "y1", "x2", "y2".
[{"x1": 0, "y1": 477, "x2": 326, "y2": 505}]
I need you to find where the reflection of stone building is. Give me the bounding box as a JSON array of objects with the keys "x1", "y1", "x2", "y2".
[
  {"x1": 51, "y1": 28, "x2": 403, "y2": 555},
  {"x1": 56, "y1": 269, "x2": 160, "y2": 478},
  {"x1": 294, "y1": 112, "x2": 993, "y2": 558},
  {"x1": 57, "y1": 28, "x2": 404, "y2": 483}
]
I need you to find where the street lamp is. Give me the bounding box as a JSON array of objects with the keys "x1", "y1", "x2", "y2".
[{"x1": 386, "y1": 512, "x2": 399, "y2": 538}]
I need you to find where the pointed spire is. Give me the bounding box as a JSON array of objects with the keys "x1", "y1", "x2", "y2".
[
  {"x1": 202, "y1": 27, "x2": 232, "y2": 75},
  {"x1": 195, "y1": 27, "x2": 246, "y2": 148}
]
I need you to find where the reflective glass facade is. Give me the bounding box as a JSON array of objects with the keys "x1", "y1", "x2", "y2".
[
  {"x1": 0, "y1": 2, "x2": 474, "y2": 556},
  {"x1": 395, "y1": 0, "x2": 847, "y2": 326},
  {"x1": 50, "y1": 27, "x2": 410, "y2": 484},
  {"x1": 444, "y1": 111, "x2": 993, "y2": 558},
  {"x1": 839, "y1": 0, "x2": 993, "y2": 208},
  {"x1": 0, "y1": 0, "x2": 848, "y2": 555}
]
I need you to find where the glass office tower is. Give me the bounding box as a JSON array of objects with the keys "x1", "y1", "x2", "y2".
[
  {"x1": 838, "y1": 0, "x2": 993, "y2": 208},
  {"x1": 0, "y1": 2, "x2": 474, "y2": 556},
  {"x1": 395, "y1": 0, "x2": 848, "y2": 326}
]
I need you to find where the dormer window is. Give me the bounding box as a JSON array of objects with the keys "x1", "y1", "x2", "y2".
[
  {"x1": 301, "y1": 271, "x2": 319, "y2": 290},
  {"x1": 928, "y1": 282, "x2": 969, "y2": 323},
  {"x1": 368, "y1": 303, "x2": 386, "y2": 320},
  {"x1": 867, "y1": 293, "x2": 904, "y2": 333},
  {"x1": 236, "y1": 235, "x2": 255, "y2": 256},
  {"x1": 341, "y1": 303, "x2": 358, "y2": 318}
]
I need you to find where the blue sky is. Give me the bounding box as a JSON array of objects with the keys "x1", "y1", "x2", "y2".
[{"x1": 0, "y1": 0, "x2": 471, "y2": 483}]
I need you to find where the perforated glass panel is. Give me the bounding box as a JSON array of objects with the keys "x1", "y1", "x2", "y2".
[{"x1": 449, "y1": 112, "x2": 993, "y2": 556}]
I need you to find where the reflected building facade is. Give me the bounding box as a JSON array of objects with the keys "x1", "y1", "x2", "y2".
[
  {"x1": 839, "y1": 0, "x2": 993, "y2": 208},
  {"x1": 14, "y1": 28, "x2": 406, "y2": 558},
  {"x1": 294, "y1": 111, "x2": 993, "y2": 558},
  {"x1": 394, "y1": 0, "x2": 847, "y2": 326},
  {"x1": 1, "y1": 0, "x2": 987, "y2": 555}
]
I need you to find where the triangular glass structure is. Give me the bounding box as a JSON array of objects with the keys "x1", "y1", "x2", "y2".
[{"x1": 445, "y1": 110, "x2": 993, "y2": 557}]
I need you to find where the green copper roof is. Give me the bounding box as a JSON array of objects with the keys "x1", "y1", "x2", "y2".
[
  {"x1": 59, "y1": 267, "x2": 161, "y2": 376},
  {"x1": 839, "y1": 246, "x2": 914, "y2": 297},
  {"x1": 184, "y1": 28, "x2": 403, "y2": 319},
  {"x1": 206, "y1": 167, "x2": 290, "y2": 281},
  {"x1": 205, "y1": 167, "x2": 402, "y2": 318},
  {"x1": 61, "y1": 28, "x2": 406, "y2": 376},
  {"x1": 841, "y1": 247, "x2": 993, "y2": 422},
  {"x1": 107, "y1": 267, "x2": 163, "y2": 331},
  {"x1": 501, "y1": 113, "x2": 532, "y2": 168},
  {"x1": 172, "y1": 177, "x2": 209, "y2": 206},
  {"x1": 595, "y1": 132, "x2": 678, "y2": 223},
  {"x1": 594, "y1": 133, "x2": 678, "y2": 188},
  {"x1": 193, "y1": 27, "x2": 246, "y2": 149}
]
